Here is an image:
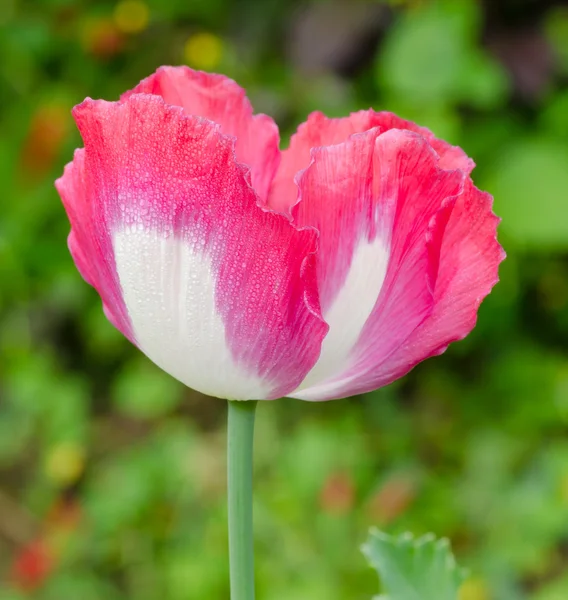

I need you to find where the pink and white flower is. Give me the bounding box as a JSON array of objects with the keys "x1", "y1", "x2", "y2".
[{"x1": 55, "y1": 66, "x2": 504, "y2": 401}]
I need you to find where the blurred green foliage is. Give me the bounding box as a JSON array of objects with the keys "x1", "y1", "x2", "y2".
[{"x1": 1, "y1": 0, "x2": 568, "y2": 598}]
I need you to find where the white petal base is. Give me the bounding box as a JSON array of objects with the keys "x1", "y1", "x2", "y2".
[
  {"x1": 290, "y1": 235, "x2": 389, "y2": 400},
  {"x1": 113, "y1": 228, "x2": 271, "y2": 400}
]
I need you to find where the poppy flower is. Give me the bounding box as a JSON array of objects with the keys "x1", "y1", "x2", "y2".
[{"x1": 55, "y1": 66, "x2": 504, "y2": 401}]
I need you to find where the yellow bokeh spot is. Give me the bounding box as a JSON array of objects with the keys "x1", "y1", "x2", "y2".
[
  {"x1": 45, "y1": 442, "x2": 85, "y2": 485},
  {"x1": 459, "y1": 578, "x2": 491, "y2": 600},
  {"x1": 114, "y1": 0, "x2": 149, "y2": 34},
  {"x1": 184, "y1": 33, "x2": 223, "y2": 70}
]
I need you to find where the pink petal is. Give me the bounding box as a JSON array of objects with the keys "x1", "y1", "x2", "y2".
[
  {"x1": 121, "y1": 66, "x2": 280, "y2": 203},
  {"x1": 56, "y1": 94, "x2": 327, "y2": 400},
  {"x1": 359, "y1": 179, "x2": 505, "y2": 392},
  {"x1": 288, "y1": 129, "x2": 469, "y2": 401},
  {"x1": 267, "y1": 109, "x2": 473, "y2": 214},
  {"x1": 56, "y1": 148, "x2": 135, "y2": 343},
  {"x1": 368, "y1": 112, "x2": 474, "y2": 173}
]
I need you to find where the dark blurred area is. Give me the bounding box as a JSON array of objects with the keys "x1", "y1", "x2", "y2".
[{"x1": 1, "y1": 0, "x2": 568, "y2": 598}]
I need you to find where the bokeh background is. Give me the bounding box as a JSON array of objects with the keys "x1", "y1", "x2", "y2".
[{"x1": 1, "y1": 0, "x2": 568, "y2": 598}]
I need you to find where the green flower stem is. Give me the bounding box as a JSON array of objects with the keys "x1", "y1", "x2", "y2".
[{"x1": 227, "y1": 399, "x2": 257, "y2": 600}]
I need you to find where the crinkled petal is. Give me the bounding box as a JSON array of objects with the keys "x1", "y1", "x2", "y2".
[
  {"x1": 367, "y1": 112, "x2": 474, "y2": 173},
  {"x1": 267, "y1": 109, "x2": 473, "y2": 214},
  {"x1": 56, "y1": 94, "x2": 327, "y2": 400},
  {"x1": 354, "y1": 179, "x2": 505, "y2": 393},
  {"x1": 288, "y1": 129, "x2": 468, "y2": 401},
  {"x1": 122, "y1": 66, "x2": 280, "y2": 203},
  {"x1": 56, "y1": 148, "x2": 135, "y2": 343}
]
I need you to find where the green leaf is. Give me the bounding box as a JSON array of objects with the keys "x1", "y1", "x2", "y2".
[{"x1": 362, "y1": 529, "x2": 466, "y2": 600}]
